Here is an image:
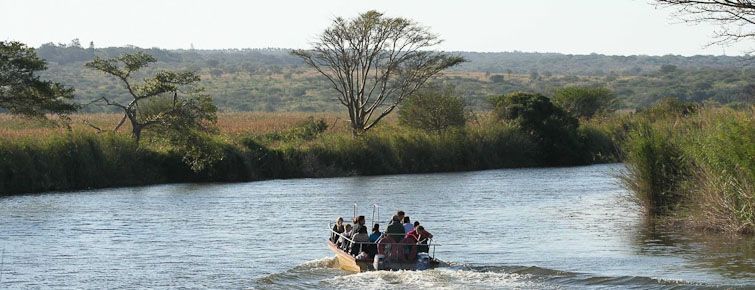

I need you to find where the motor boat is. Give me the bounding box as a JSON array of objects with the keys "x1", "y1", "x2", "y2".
[{"x1": 327, "y1": 204, "x2": 446, "y2": 272}]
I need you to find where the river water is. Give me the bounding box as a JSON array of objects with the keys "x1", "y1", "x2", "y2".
[{"x1": 0, "y1": 163, "x2": 752, "y2": 289}]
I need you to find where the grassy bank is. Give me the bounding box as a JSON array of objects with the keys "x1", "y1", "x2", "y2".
[
  {"x1": 3, "y1": 106, "x2": 750, "y2": 235},
  {"x1": 0, "y1": 112, "x2": 618, "y2": 195},
  {"x1": 0, "y1": 132, "x2": 167, "y2": 193},
  {"x1": 620, "y1": 104, "x2": 754, "y2": 234}
]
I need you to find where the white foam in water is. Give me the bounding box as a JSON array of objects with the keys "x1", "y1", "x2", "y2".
[
  {"x1": 293, "y1": 257, "x2": 338, "y2": 270},
  {"x1": 322, "y1": 268, "x2": 554, "y2": 289}
]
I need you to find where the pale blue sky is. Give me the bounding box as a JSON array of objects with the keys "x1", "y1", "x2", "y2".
[{"x1": 1, "y1": 0, "x2": 751, "y2": 55}]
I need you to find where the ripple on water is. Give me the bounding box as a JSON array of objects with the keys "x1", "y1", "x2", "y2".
[{"x1": 1, "y1": 164, "x2": 753, "y2": 288}]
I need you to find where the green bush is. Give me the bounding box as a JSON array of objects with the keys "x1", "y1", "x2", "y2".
[
  {"x1": 552, "y1": 86, "x2": 615, "y2": 119},
  {"x1": 261, "y1": 117, "x2": 328, "y2": 142},
  {"x1": 490, "y1": 92, "x2": 585, "y2": 165},
  {"x1": 578, "y1": 125, "x2": 619, "y2": 163},
  {"x1": 637, "y1": 97, "x2": 698, "y2": 121},
  {"x1": 398, "y1": 85, "x2": 466, "y2": 132}
]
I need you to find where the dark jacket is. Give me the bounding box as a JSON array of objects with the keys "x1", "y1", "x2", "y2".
[
  {"x1": 350, "y1": 223, "x2": 365, "y2": 237},
  {"x1": 331, "y1": 224, "x2": 344, "y2": 243},
  {"x1": 385, "y1": 221, "x2": 406, "y2": 242}
]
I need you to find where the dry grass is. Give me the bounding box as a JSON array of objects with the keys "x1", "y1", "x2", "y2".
[
  {"x1": 0, "y1": 112, "x2": 406, "y2": 140},
  {"x1": 216, "y1": 112, "x2": 350, "y2": 136},
  {"x1": 0, "y1": 113, "x2": 127, "y2": 140},
  {"x1": 0, "y1": 109, "x2": 502, "y2": 142}
]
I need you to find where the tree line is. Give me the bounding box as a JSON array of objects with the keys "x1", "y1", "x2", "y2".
[{"x1": 27, "y1": 45, "x2": 755, "y2": 113}]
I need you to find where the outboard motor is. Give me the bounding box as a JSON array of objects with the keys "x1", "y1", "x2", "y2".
[
  {"x1": 415, "y1": 253, "x2": 431, "y2": 270},
  {"x1": 373, "y1": 254, "x2": 386, "y2": 270}
]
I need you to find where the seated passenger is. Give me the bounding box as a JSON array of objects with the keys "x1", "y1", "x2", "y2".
[
  {"x1": 386, "y1": 215, "x2": 406, "y2": 242},
  {"x1": 367, "y1": 223, "x2": 382, "y2": 257},
  {"x1": 406, "y1": 225, "x2": 433, "y2": 253},
  {"x1": 406, "y1": 225, "x2": 433, "y2": 241},
  {"x1": 339, "y1": 224, "x2": 353, "y2": 250},
  {"x1": 368, "y1": 223, "x2": 382, "y2": 243},
  {"x1": 413, "y1": 221, "x2": 420, "y2": 229},
  {"x1": 350, "y1": 226, "x2": 369, "y2": 256},
  {"x1": 351, "y1": 215, "x2": 366, "y2": 237},
  {"x1": 331, "y1": 217, "x2": 345, "y2": 243},
  {"x1": 402, "y1": 216, "x2": 413, "y2": 233}
]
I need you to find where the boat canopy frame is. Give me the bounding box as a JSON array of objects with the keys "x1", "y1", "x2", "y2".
[{"x1": 332, "y1": 204, "x2": 439, "y2": 259}]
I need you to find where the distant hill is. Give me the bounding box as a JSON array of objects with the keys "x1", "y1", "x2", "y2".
[
  {"x1": 452, "y1": 51, "x2": 754, "y2": 75},
  {"x1": 36, "y1": 42, "x2": 754, "y2": 112}
]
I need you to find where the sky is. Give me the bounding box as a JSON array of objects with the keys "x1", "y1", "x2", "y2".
[{"x1": 1, "y1": 0, "x2": 752, "y2": 56}]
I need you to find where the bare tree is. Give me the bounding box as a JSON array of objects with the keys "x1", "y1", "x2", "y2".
[
  {"x1": 293, "y1": 10, "x2": 465, "y2": 136},
  {"x1": 86, "y1": 52, "x2": 216, "y2": 143},
  {"x1": 656, "y1": 0, "x2": 755, "y2": 45}
]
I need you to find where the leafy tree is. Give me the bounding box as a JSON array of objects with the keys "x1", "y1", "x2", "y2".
[
  {"x1": 0, "y1": 41, "x2": 77, "y2": 117},
  {"x1": 292, "y1": 10, "x2": 465, "y2": 136},
  {"x1": 552, "y1": 86, "x2": 615, "y2": 119},
  {"x1": 491, "y1": 92, "x2": 584, "y2": 165},
  {"x1": 399, "y1": 84, "x2": 466, "y2": 132},
  {"x1": 85, "y1": 52, "x2": 217, "y2": 143}
]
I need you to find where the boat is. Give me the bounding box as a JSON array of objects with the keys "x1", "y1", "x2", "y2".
[{"x1": 327, "y1": 204, "x2": 446, "y2": 272}]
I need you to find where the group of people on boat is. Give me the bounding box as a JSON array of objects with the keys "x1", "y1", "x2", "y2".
[{"x1": 329, "y1": 210, "x2": 433, "y2": 261}]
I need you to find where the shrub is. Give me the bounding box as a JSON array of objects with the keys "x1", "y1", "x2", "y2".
[
  {"x1": 578, "y1": 125, "x2": 619, "y2": 163},
  {"x1": 490, "y1": 92, "x2": 585, "y2": 165},
  {"x1": 398, "y1": 85, "x2": 466, "y2": 132},
  {"x1": 552, "y1": 86, "x2": 615, "y2": 119},
  {"x1": 261, "y1": 117, "x2": 328, "y2": 142},
  {"x1": 638, "y1": 97, "x2": 698, "y2": 121}
]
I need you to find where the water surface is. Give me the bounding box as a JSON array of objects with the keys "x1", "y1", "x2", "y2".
[{"x1": 0, "y1": 164, "x2": 752, "y2": 289}]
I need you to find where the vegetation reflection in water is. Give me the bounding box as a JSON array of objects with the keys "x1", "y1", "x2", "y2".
[{"x1": 634, "y1": 217, "x2": 755, "y2": 279}]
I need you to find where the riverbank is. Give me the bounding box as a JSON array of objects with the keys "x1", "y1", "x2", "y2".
[{"x1": 0, "y1": 112, "x2": 618, "y2": 195}]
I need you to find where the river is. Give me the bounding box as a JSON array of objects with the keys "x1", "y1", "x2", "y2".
[{"x1": 0, "y1": 163, "x2": 752, "y2": 289}]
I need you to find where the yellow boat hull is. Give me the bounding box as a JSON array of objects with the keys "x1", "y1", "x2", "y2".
[{"x1": 328, "y1": 241, "x2": 369, "y2": 272}]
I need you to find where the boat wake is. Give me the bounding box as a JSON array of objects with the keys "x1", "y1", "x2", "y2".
[
  {"x1": 255, "y1": 257, "x2": 342, "y2": 289},
  {"x1": 322, "y1": 266, "x2": 540, "y2": 289},
  {"x1": 255, "y1": 259, "x2": 729, "y2": 289}
]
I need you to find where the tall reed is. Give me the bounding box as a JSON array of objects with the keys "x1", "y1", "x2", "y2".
[{"x1": 620, "y1": 105, "x2": 754, "y2": 233}]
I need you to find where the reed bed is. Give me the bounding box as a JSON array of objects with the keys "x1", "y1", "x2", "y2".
[{"x1": 620, "y1": 105, "x2": 754, "y2": 234}]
